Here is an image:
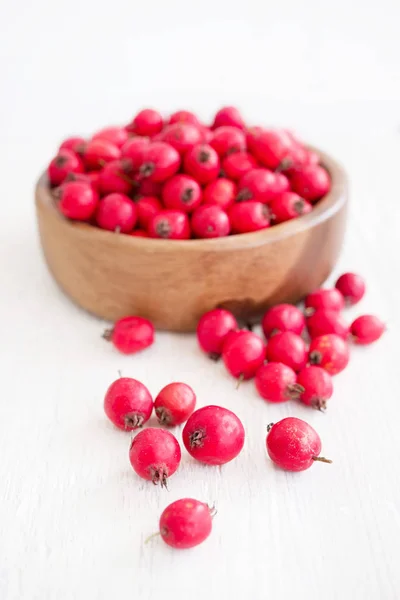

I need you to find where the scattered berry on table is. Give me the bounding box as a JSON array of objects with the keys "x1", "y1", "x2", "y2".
[
  {"x1": 255, "y1": 362, "x2": 301, "y2": 403},
  {"x1": 154, "y1": 382, "x2": 196, "y2": 426},
  {"x1": 129, "y1": 428, "x2": 181, "y2": 487},
  {"x1": 262, "y1": 304, "x2": 305, "y2": 338},
  {"x1": 159, "y1": 498, "x2": 214, "y2": 549},
  {"x1": 306, "y1": 309, "x2": 349, "y2": 340},
  {"x1": 309, "y1": 334, "x2": 350, "y2": 375},
  {"x1": 350, "y1": 315, "x2": 385, "y2": 345},
  {"x1": 296, "y1": 365, "x2": 333, "y2": 410},
  {"x1": 335, "y1": 272, "x2": 366, "y2": 305},
  {"x1": 222, "y1": 330, "x2": 266, "y2": 380},
  {"x1": 104, "y1": 376, "x2": 153, "y2": 430},
  {"x1": 103, "y1": 315, "x2": 154, "y2": 354},
  {"x1": 305, "y1": 288, "x2": 345, "y2": 314},
  {"x1": 196, "y1": 308, "x2": 238, "y2": 359},
  {"x1": 266, "y1": 331, "x2": 307, "y2": 372}
]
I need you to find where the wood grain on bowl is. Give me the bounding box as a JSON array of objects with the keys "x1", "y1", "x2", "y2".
[{"x1": 35, "y1": 148, "x2": 347, "y2": 332}]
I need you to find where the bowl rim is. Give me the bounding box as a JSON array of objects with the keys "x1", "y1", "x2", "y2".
[{"x1": 36, "y1": 146, "x2": 347, "y2": 253}]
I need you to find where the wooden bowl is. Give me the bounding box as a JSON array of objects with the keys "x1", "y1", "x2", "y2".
[{"x1": 35, "y1": 148, "x2": 347, "y2": 332}]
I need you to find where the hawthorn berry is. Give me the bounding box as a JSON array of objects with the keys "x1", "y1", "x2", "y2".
[
  {"x1": 129, "y1": 428, "x2": 181, "y2": 487},
  {"x1": 159, "y1": 498, "x2": 213, "y2": 549},
  {"x1": 103, "y1": 315, "x2": 154, "y2": 354},
  {"x1": 104, "y1": 376, "x2": 153, "y2": 430},
  {"x1": 154, "y1": 382, "x2": 196, "y2": 426}
]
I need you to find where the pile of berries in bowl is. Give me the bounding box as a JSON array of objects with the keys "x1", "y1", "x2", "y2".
[{"x1": 47, "y1": 106, "x2": 331, "y2": 239}]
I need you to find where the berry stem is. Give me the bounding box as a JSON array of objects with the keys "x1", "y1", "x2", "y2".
[
  {"x1": 312, "y1": 456, "x2": 332, "y2": 464},
  {"x1": 144, "y1": 531, "x2": 161, "y2": 544},
  {"x1": 236, "y1": 373, "x2": 244, "y2": 390},
  {"x1": 266, "y1": 422, "x2": 274, "y2": 433},
  {"x1": 102, "y1": 328, "x2": 113, "y2": 341}
]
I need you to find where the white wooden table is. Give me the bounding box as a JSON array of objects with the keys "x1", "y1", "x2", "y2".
[{"x1": 1, "y1": 1, "x2": 400, "y2": 598}]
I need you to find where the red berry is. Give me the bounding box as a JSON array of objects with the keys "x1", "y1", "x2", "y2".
[
  {"x1": 159, "y1": 498, "x2": 213, "y2": 549},
  {"x1": 129, "y1": 428, "x2": 181, "y2": 487},
  {"x1": 83, "y1": 139, "x2": 121, "y2": 170},
  {"x1": 98, "y1": 159, "x2": 134, "y2": 195},
  {"x1": 222, "y1": 330, "x2": 265, "y2": 380},
  {"x1": 305, "y1": 288, "x2": 345, "y2": 314},
  {"x1": 197, "y1": 309, "x2": 238, "y2": 358},
  {"x1": 350, "y1": 315, "x2": 385, "y2": 345},
  {"x1": 249, "y1": 129, "x2": 294, "y2": 169},
  {"x1": 48, "y1": 149, "x2": 84, "y2": 186},
  {"x1": 266, "y1": 331, "x2": 307, "y2": 372},
  {"x1": 58, "y1": 181, "x2": 99, "y2": 221},
  {"x1": 229, "y1": 201, "x2": 270, "y2": 234},
  {"x1": 182, "y1": 405, "x2": 245, "y2": 465},
  {"x1": 130, "y1": 229, "x2": 150, "y2": 238},
  {"x1": 203, "y1": 178, "x2": 237, "y2": 210},
  {"x1": 160, "y1": 123, "x2": 202, "y2": 155},
  {"x1": 309, "y1": 334, "x2": 350, "y2": 374},
  {"x1": 335, "y1": 272, "x2": 366, "y2": 305},
  {"x1": 296, "y1": 366, "x2": 333, "y2": 410},
  {"x1": 266, "y1": 417, "x2": 331, "y2": 471},
  {"x1": 139, "y1": 142, "x2": 180, "y2": 182},
  {"x1": 87, "y1": 171, "x2": 101, "y2": 193},
  {"x1": 137, "y1": 178, "x2": 162, "y2": 198},
  {"x1": 307, "y1": 309, "x2": 349, "y2": 339},
  {"x1": 96, "y1": 193, "x2": 137, "y2": 233},
  {"x1": 154, "y1": 382, "x2": 196, "y2": 426},
  {"x1": 127, "y1": 109, "x2": 163, "y2": 136},
  {"x1": 191, "y1": 205, "x2": 230, "y2": 238},
  {"x1": 262, "y1": 304, "x2": 305, "y2": 338},
  {"x1": 92, "y1": 126, "x2": 129, "y2": 148},
  {"x1": 103, "y1": 315, "x2": 154, "y2": 354},
  {"x1": 212, "y1": 106, "x2": 245, "y2": 130},
  {"x1": 199, "y1": 126, "x2": 213, "y2": 143},
  {"x1": 183, "y1": 144, "x2": 220, "y2": 184},
  {"x1": 148, "y1": 210, "x2": 190, "y2": 240},
  {"x1": 162, "y1": 175, "x2": 202, "y2": 213},
  {"x1": 168, "y1": 110, "x2": 201, "y2": 127},
  {"x1": 237, "y1": 169, "x2": 289, "y2": 204},
  {"x1": 121, "y1": 137, "x2": 150, "y2": 170},
  {"x1": 104, "y1": 377, "x2": 153, "y2": 430},
  {"x1": 290, "y1": 165, "x2": 331, "y2": 202},
  {"x1": 136, "y1": 196, "x2": 162, "y2": 229},
  {"x1": 210, "y1": 126, "x2": 246, "y2": 157},
  {"x1": 270, "y1": 192, "x2": 312, "y2": 223},
  {"x1": 59, "y1": 136, "x2": 85, "y2": 153},
  {"x1": 222, "y1": 152, "x2": 258, "y2": 180},
  {"x1": 246, "y1": 126, "x2": 265, "y2": 153},
  {"x1": 255, "y1": 362, "x2": 300, "y2": 403}
]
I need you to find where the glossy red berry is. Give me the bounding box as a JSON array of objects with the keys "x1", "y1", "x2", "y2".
[
  {"x1": 121, "y1": 137, "x2": 150, "y2": 170},
  {"x1": 59, "y1": 136, "x2": 85, "y2": 153},
  {"x1": 222, "y1": 330, "x2": 265, "y2": 380},
  {"x1": 162, "y1": 175, "x2": 202, "y2": 213},
  {"x1": 270, "y1": 192, "x2": 312, "y2": 223},
  {"x1": 305, "y1": 288, "x2": 345, "y2": 314},
  {"x1": 196, "y1": 309, "x2": 238, "y2": 358},
  {"x1": 48, "y1": 149, "x2": 84, "y2": 186},
  {"x1": 335, "y1": 272, "x2": 366, "y2": 305},
  {"x1": 249, "y1": 129, "x2": 294, "y2": 169},
  {"x1": 307, "y1": 309, "x2": 349, "y2": 339},
  {"x1": 237, "y1": 169, "x2": 289, "y2": 204},
  {"x1": 200, "y1": 127, "x2": 214, "y2": 143},
  {"x1": 160, "y1": 123, "x2": 202, "y2": 155},
  {"x1": 83, "y1": 139, "x2": 121, "y2": 170},
  {"x1": 212, "y1": 106, "x2": 245, "y2": 130},
  {"x1": 137, "y1": 178, "x2": 162, "y2": 198},
  {"x1": 350, "y1": 315, "x2": 385, "y2": 345},
  {"x1": 202, "y1": 178, "x2": 237, "y2": 210},
  {"x1": 191, "y1": 205, "x2": 230, "y2": 238},
  {"x1": 159, "y1": 498, "x2": 213, "y2": 549},
  {"x1": 296, "y1": 366, "x2": 333, "y2": 410},
  {"x1": 96, "y1": 193, "x2": 137, "y2": 232},
  {"x1": 104, "y1": 377, "x2": 153, "y2": 430},
  {"x1": 168, "y1": 110, "x2": 201, "y2": 127},
  {"x1": 129, "y1": 428, "x2": 181, "y2": 487},
  {"x1": 262, "y1": 304, "x2": 305, "y2": 338},
  {"x1": 92, "y1": 126, "x2": 129, "y2": 148},
  {"x1": 127, "y1": 109, "x2": 163, "y2": 136},
  {"x1": 309, "y1": 334, "x2": 350, "y2": 375},
  {"x1": 266, "y1": 331, "x2": 307, "y2": 372},
  {"x1": 139, "y1": 142, "x2": 180, "y2": 182},
  {"x1": 266, "y1": 417, "x2": 331, "y2": 471},
  {"x1": 98, "y1": 159, "x2": 134, "y2": 195},
  {"x1": 103, "y1": 315, "x2": 154, "y2": 354},
  {"x1": 182, "y1": 405, "x2": 245, "y2": 465},
  {"x1": 58, "y1": 181, "x2": 99, "y2": 221},
  {"x1": 290, "y1": 165, "x2": 331, "y2": 202},
  {"x1": 210, "y1": 126, "x2": 246, "y2": 157},
  {"x1": 255, "y1": 362, "x2": 300, "y2": 403},
  {"x1": 183, "y1": 144, "x2": 220, "y2": 185},
  {"x1": 222, "y1": 152, "x2": 258, "y2": 180},
  {"x1": 136, "y1": 196, "x2": 162, "y2": 229},
  {"x1": 87, "y1": 171, "x2": 101, "y2": 193},
  {"x1": 130, "y1": 229, "x2": 150, "y2": 238},
  {"x1": 148, "y1": 210, "x2": 190, "y2": 240},
  {"x1": 229, "y1": 201, "x2": 270, "y2": 234},
  {"x1": 154, "y1": 382, "x2": 196, "y2": 426}
]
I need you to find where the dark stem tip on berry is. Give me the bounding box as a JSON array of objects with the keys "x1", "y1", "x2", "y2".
[
  {"x1": 245, "y1": 322, "x2": 253, "y2": 331},
  {"x1": 155, "y1": 220, "x2": 171, "y2": 238},
  {"x1": 151, "y1": 467, "x2": 169, "y2": 489},
  {"x1": 275, "y1": 157, "x2": 293, "y2": 172},
  {"x1": 102, "y1": 328, "x2": 113, "y2": 341},
  {"x1": 124, "y1": 413, "x2": 144, "y2": 430},
  {"x1": 236, "y1": 188, "x2": 252, "y2": 202},
  {"x1": 155, "y1": 406, "x2": 172, "y2": 426},
  {"x1": 304, "y1": 307, "x2": 315, "y2": 317},
  {"x1": 208, "y1": 352, "x2": 221, "y2": 362},
  {"x1": 182, "y1": 188, "x2": 194, "y2": 202},
  {"x1": 140, "y1": 162, "x2": 155, "y2": 177},
  {"x1": 287, "y1": 383, "x2": 305, "y2": 399},
  {"x1": 294, "y1": 200, "x2": 306, "y2": 215},
  {"x1": 266, "y1": 423, "x2": 275, "y2": 433},
  {"x1": 55, "y1": 155, "x2": 68, "y2": 167},
  {"x1": 189, "y1": 429, "x2": 206, "y2": 448},
  {"x1": 309, "y1": 350, "x2": 322, "y2": 365},
  {"x1": 198, "y1": 150, "x2": 210, "y2": 163},
  {"x1": 312, "y1": 456, "x2": 332, "y2": 464},
  {"x1": 312, "y1": 398, "x2": 327, "y2": 411},
  {"x1": 235, "y1": 373, "x2": 245, "y2": 390}
]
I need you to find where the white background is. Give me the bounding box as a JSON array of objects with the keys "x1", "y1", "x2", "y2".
[{"x1": 1, "y1": 1, "x2": 400, "y2": 598}]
